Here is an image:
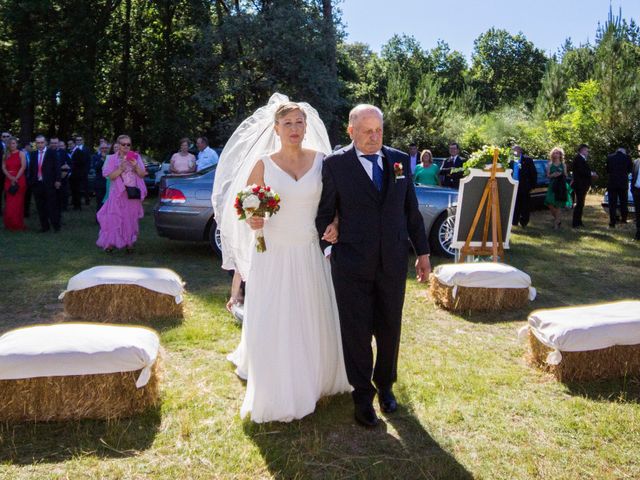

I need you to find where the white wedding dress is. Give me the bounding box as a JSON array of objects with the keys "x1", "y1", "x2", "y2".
[{"x1": 228, "y1": 152, "x2": 351, "y2": 423}]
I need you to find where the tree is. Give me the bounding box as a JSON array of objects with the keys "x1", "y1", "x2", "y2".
[{"x1": 470, "y1": 28, "x2": 548, "y2": 110}]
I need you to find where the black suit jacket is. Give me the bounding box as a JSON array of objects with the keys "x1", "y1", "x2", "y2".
[
  {"x1": 71, "y1": 145, "x2": 91, "y2": 179},
  {"x1": 440, "y1": 155, "x2": 464, "y2": 188},
  {"x1": 571, "y1": 154, "x2": 592, "y2": 190},
  {"x1": 606, "y1": 151, "x2": 632, "y2": 189},
  {"x1": 28, "y1": 148, "x2": 61, "y2": 187},
  {"x1": 509, "y1": 155, "x2": 537, "y2": 191},
  {"x1": 316, "y1": 145, "x2": 429, "y2": 279}
]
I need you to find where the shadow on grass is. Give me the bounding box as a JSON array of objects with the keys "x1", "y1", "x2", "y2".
[
  {"x1": 0, "y1": 405, "x2": 161, "y2": 464},
  {"x1": 563, "y1": 377, "x2": 640, "y2": 404},
  {"x1": 243, "y1": 392, "x2": 472, "y2": 479}
]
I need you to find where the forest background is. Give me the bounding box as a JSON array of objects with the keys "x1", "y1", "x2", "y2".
[{"x1": 1, "y1": 1, "x2": 639, "y2": 183}]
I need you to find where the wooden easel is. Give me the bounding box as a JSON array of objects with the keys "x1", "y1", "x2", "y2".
[{"x1": 458, "y1": 149, "x2": 505, "y2": 263}]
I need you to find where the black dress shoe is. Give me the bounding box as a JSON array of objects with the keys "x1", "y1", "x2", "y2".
[
  {"x1": 378, "y1": 389, "x2": 398, "y2": 413},
  {"x1": 354, "y1": 403, "x2": 378, "y2": 428},
  {"x1": 39, "y1": 227, "x2": 50, "y2": 233}
]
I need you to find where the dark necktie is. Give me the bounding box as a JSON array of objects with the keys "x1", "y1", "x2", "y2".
[{"x1": 362, "y1": 154, "x2": 383, "y2": 191}]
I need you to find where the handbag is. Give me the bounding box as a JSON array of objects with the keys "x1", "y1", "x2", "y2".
[
  {"x1": 7, "y1": 183, "x2": 19, "y2": 195},
  {"x1": 125, "y1": 186, "x2": 141, "y2": 199}
]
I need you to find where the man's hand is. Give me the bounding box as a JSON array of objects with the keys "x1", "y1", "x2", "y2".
[
  {"x1": 54, "y1": 181, "x2": 61, "y2": 189},
  {"x1": 415, "y1": 254, "x2": 431, "y2": 283},
  {"x1": 321, "y1": 222, "x2": 339, "y2": 244}
]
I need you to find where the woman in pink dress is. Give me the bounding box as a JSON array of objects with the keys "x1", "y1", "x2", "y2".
[
  {"x1": 2, "y1": 137, "x2": 27, "y2": 231},
  {"x1": 96, "y1": 134, "x2": 147, "y2": 253},
  {"x1": 170, "y1": 138, "x2": 196, "y2": 174}
]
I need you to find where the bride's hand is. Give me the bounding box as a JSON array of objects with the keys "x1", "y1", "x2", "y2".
[
  {"x1": 322, "y1": 221, "x2": 339, "y2": 244},
  {"x1": 247, "y1": 216, "x2": 264, "y2": 230}
]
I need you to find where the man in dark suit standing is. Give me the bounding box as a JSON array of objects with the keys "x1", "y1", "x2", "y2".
[
  {"x1": 440, "y1": 142, "x2": 464, "y2": 189},
  {"x1": 570, "y1": 144, "x2": 597, "y2": 228},
  {"x1": 316, "y1": 104, "x2": 431, "y2": 428},
  {"x1": 606, "y1": 147, "x2": 633, "y2": 228},
  {"x1": 407, "y1": 142, "x2": 419, "y2": 175},
  {"x1": 70, "y1": 134, "x2": 91, "y2": 210},
  {"x1": 509, "y1": 145, "x2": 538, "y2": 228},
  {"x1": 0, "y1": 131, "x2": 10, "y2": 213},
  {"x1": 28, "y1": 135, "x2": 61, "y2": 232},
  {"x1": 631, "y1": 144, "x2": 640, "y2": 240}
]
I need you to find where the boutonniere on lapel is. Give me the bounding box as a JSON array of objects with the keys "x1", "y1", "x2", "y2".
[{"x1": 393, "y1": 162, "x2": 405, "y2": 182}]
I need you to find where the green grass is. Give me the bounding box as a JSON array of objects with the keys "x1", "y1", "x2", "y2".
[{"x1": 0, "y1": 195, "x2": 639, "y2": 479}]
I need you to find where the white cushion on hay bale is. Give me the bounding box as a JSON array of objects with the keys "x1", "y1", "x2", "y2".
[
  {"x1": 59, "y1": 265, "x2": 185, "y2": 322},
  {"x1": 0, "y1": 323, "x2": 161, "y2": 422},
  {"x1": 520, "y1": 301, "x2": 640, "y2": 381},
  {"x1": 429, "y1": 262, "x2": 536, "y2": 311}
]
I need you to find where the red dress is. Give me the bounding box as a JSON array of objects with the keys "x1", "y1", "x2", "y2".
[{"x1": 3, "y1": 151, "x2": 27, "y2": 230}]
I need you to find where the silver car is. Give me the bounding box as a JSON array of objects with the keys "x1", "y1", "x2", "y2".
[{"x1": 154, "y1": 168, "x2": 458, "y2": 258}]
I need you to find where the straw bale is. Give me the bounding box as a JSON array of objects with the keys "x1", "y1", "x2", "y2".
[
  {"x1": 0, "y1": 357, "x2": 161, "y2": 422},
  {"x1": 428, "y1": 275, "x2": 529, "y2": 312},
  {"x1": 528, "y1": 331, "x2": 640, "y2": 382},
  {"x1": 63, "y1": 284, "x2": 183, "y2": 323}
]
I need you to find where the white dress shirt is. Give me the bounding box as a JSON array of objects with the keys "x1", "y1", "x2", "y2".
[{"x1": 197, "y1": 146, "x2": 219, "y2": 171}]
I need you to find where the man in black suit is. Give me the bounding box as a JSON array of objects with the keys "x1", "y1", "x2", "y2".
[
  {"x1": 316, "y1": 104, "x2": 431, "y2": 428},
  {"x1": 570, "y1": 144, "x2": 596, "y2": 228},
  {"x1": 606, "y1": 147, "x2": 633, "y2": 228},
  {"x1": 440, "y1": 142, "x2": 464, "y2": 189},
  {"x1": 70, "y1": 135, "x2": 91, "y2": 209},
  {"x1": 509, "y1": 145, "x2": 538, "y2": 228},
  {"x1": 631, "y1": 144, "x2": 640, "y2": 240},
  {"x1": 28, "y1": 135, "x2": 61, "y2": 232},
  {"x1": 0, "y1": 131, "x2": 10, "y2": 212}
]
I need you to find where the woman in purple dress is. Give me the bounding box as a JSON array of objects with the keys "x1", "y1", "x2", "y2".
[{"x1": 96, "y1": 135, "x2": 147, "y2": 253}]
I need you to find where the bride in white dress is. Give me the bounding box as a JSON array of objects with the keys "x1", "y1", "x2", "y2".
[{"x1": 212, "y1": 94, "x2": 351, "y2": 423}]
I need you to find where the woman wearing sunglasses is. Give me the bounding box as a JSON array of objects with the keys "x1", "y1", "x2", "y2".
[{"x1": 96, "y1": 134, "x2": 147, "y2": 253}]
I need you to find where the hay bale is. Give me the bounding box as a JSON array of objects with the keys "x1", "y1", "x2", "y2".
[
  {"x1": 528, "y1": 331, "x2": 640, "y2": 382},
  {"x1": 63, "y1": 284, "x2": 183, "y2": 323},
  {"x1": 0, "y1": 357, "x2": 161, "y2": 422},
  {"x1": 429, "y1": 274, "x2": 529, "y2": 312}
]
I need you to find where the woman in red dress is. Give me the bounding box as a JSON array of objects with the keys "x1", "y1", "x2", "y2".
[{"x1": 2, "y1": 137, "x2": 27, "y2": 230}]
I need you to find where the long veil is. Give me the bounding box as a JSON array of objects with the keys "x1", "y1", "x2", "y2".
[{"x1": 211, "y1": 93, "x2": 332, "y2": 280}]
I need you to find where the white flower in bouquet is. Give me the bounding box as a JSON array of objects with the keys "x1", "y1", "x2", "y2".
[{"x1": 242, "y1": 194, "x2": 261, "y2": 212}]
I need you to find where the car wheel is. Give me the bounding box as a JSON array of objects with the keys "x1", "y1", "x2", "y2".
[
  {"x1": 208, "y1": 218, "x2": 222, "y2": 257},
  {"x1": 429, "y1": 209, "x2": 456, "y2": 258}
]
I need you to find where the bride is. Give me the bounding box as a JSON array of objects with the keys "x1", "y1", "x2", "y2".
[{"x1": 212, "y1": 94, "x2": 351, "y2": 423}]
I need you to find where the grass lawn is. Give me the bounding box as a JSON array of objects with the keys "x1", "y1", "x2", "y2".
[{"x1": 0, "y1": 194, "x2": 639, "y2": 479}]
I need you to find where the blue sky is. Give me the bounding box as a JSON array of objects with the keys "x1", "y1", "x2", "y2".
[{"x1": 339, "y1": 0, "x2": 640, "y2": 60}]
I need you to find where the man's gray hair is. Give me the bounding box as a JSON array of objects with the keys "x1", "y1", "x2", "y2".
[{"x1": 348, "y1": 104, "x2": 383, "y2": 126}]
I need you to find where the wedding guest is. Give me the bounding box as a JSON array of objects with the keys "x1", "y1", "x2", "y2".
[
  {"x1": 96, "y1": 134, "x2": 147, "y2": 253},
  {"x1": 570, "y1": 143, "x2": 597, "y2": 228},
  {"x1": 21, "y1": 140, "x2": 33, "y2": 218},
  {"x1": 407, "y1": 143, "x2": 419, "y2": 174},
  {"x1": 92, "y1": 142, "x2": 110, "y2": 212},
  {"x1": 0, "y1": 131, "x2": 9, "y2": 213},
  {"x1": 510, "y1": 145, "x2": 537, "y2": 228},
  {"x1": 2, "y1": 136, "x2": 27, "y2": 230},
  {"x1": 56, "y1": 140, "x2": 71, "y2": 211},
  {"x1": 170, "y1": 138, "x2": 196, "y2": 174},
  {"x1": 70, "y1": 135, "x2": 91, "y2": 209},
  {"x1": 632, "y1": 144, "x2": 640, "y2": 241},
  {"x1": 440, "y1": 142, "x2": 464, "y2": 189},
  {"x1": 413, "y1": 149, "x2": 440, "y2": 186},
  {"x1": 66, "y1": 139, "x2": 75, "y2": 151},
  {"x1": 28, "y1": 135, "x2": 61, "y2": 232},
  {"x1": 544, "y1": 147, "x2": 572, "y2": 229},
  {"x1": 195, "y1": 136, "x2": 219, "y2": 171},
  {"x1": 606, "y1": 147, "x2": 633, "y2": 228}
]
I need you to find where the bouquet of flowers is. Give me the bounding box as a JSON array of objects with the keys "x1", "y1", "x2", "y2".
[
  {"x1": 455, "y1": 145, "x2": 511, "y2": 176},
  {"x1": 235, "y1": 184, "x2": 281, "y2": 252}
]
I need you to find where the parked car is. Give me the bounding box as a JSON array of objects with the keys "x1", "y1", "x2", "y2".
[
  {"x1": 141, "y1": 154, "x2": 161, "y2": 194},
  {"x1": 154, "y1": 167, "x2": 459, "y2": 258},
  {"x1": 530, "y1": 159, "x2": 551, "y2": 207},
  {"x1": 601, "y1": 175, "x2": 635, "y2": 216}
]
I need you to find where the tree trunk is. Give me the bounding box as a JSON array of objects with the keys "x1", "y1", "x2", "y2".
[
  {"x1": 321, "y1": 0, "x2": 339, "y2": 144},
  {"x1": 115, "y1": 0, "x2": 132, "y2": 136}
]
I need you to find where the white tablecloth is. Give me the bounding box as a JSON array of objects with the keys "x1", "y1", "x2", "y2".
[
  {"x1": 521, "y1": 301, "x2": 640, "y2": 365},
  {"x1": 0, "y1": 323, "x2": 160, "y2": 388},
  {"x1": 433, "y1": 262, "x2": 536, "y2": 300},
  {"x1": 59, "y1": 265, "x2": 185, "y2": 304}
]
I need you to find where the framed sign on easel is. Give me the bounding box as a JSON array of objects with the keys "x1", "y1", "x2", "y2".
[{"x1": 451, "y1": 149, "x2": 517, "y2": 263}]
